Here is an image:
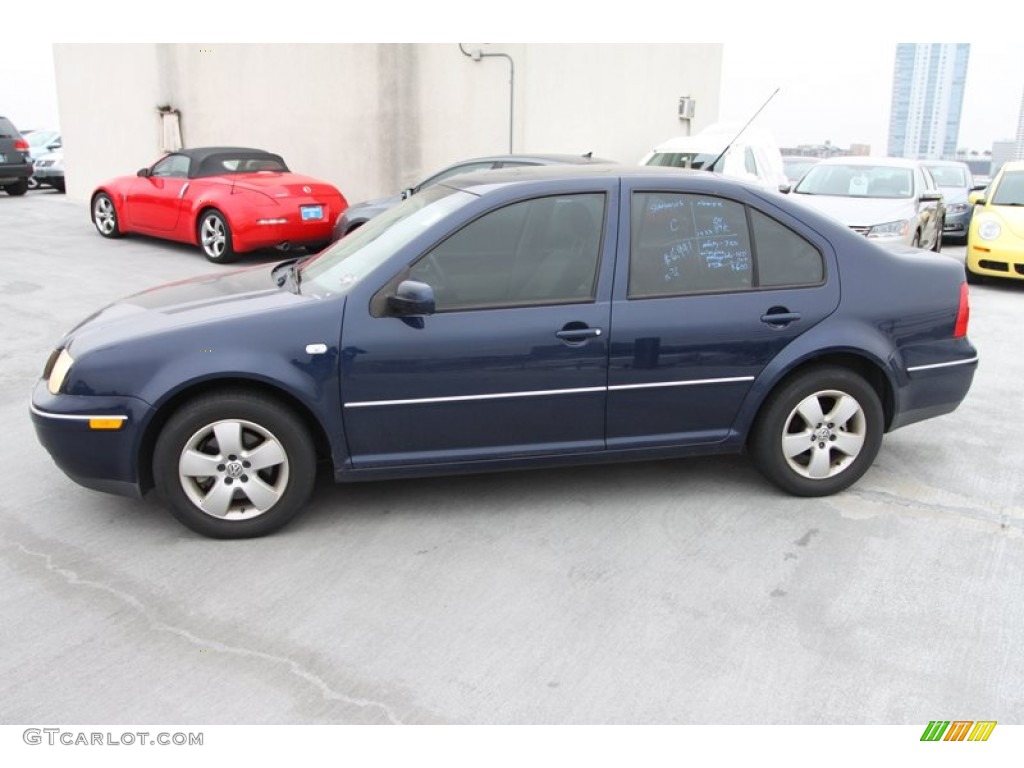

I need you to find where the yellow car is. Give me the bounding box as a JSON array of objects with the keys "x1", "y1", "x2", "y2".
[{"x1": 966, "y1": 160, "x2": 1024, "y2": 283}]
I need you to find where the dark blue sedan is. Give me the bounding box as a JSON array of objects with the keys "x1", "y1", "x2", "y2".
[{"x1": 31, "y1": 166, "x2": 978, "y2": 538}]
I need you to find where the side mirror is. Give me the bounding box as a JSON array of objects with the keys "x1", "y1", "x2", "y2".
[
  {"x1": 400, "y1": 187, "x2": 415, "y2": 201},
  {"x1": 970, "y1": 183, "x2": 988, "y2": 192},
  {"x1": 387, "y1": 280, "x2": 435, "y2": 316},
  {"x1": 47, "y1": 142, "x2": 61, "y2": 151},
  {"x1": 137, "y1": 168, "x2": 151, "y2": 177},
  {"x1": 778, "y1": 183, "x2": 791, "y2": 194},
  {"x1": 968, "y1": 190, "x2": 986, "y2": 206},
  {"x1": 919, "y1": 190, "x2": 943, "y2": 203}
]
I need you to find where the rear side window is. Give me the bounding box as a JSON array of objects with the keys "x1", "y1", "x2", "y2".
[
  {"x1": 750, "y1": 209, "x2": 824, "y2": 287},
  {"x1": 628, "y1": 192, "x2": 823, "y2": 297},
  {"x1": 629, "y1": 193, "x2": 753, "y2": 297},
  {"x1": 0, "y1": 117, "x2": 20, "y2": 138}
]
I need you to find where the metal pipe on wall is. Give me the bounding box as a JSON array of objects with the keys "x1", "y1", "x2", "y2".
[{"x1": 458, "y1": 44, "x2": 514, "y2": 154}]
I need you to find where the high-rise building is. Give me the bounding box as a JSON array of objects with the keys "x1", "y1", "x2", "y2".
[
  {"x1": 887, "y1": 44, "x2": 970, "y2": 160},
  {"x1": 1015, "y1": 87, "x2": 1024, "y2": 161}
]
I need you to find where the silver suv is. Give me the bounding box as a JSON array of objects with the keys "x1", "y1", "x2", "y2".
[{"x1": 0, "y1": 116, "x2": 33, "y2": 196}]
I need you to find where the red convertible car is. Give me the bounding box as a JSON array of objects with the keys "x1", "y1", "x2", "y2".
[{"x1": 90, "y1": 147, "x2": 348, "y2": 263}]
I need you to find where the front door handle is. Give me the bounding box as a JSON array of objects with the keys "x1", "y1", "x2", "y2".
[
  {"x1": 555, "y1": 324, "x2": 603, "y2": 343},
  {"x1": 760, "y1": 309, "x2": 802, "y2": 328}
]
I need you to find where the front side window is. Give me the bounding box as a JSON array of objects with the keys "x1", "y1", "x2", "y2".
[
  {"x1": 151, "y1": 154, "x2": 190, "y2": 178},
  {"x1": 629, "y1": 193, "x2": 753, "y2": 297},
  {"x1": 408, "y1": 193, "x2": 606, "y2": 312}
]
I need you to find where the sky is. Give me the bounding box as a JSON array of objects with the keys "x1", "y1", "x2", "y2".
[{"x1": 2, "y1": 4, "x2": 1020, "y2": 156}]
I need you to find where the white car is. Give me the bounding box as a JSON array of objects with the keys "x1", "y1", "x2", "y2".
[
  {"x1": 788, "y1": 156, "x2": 945, "y2": 251},
  {"x1": 640, "y1": 124, "x2": 789, "y2": 193}
]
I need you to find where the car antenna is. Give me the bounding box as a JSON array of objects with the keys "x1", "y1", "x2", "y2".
[{"x1": 706, "y1": 87, "x2": 780, "y2": 174}]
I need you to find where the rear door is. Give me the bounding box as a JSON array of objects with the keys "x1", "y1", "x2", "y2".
[{"x1": 606, "y1": 180, "x2": 840, "y2": 449}]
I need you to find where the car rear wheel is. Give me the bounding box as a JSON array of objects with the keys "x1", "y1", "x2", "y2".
[
  {"x1": 92, "y1": 192, "x2": 123, "y2": 237},
  {"x1": 198, "y1": 209, "x2": 237, "y2": 263},
  {"x1": 4, "y1": 179, "x2": 29, "y2": 196},
  {"x1": 931, "y1": 221, "x2": 943, "y2": 252},
  {"x1": 153, "y1": 390, "x2": 317, "y2": 538},
  {"x1": 750, "y1": 366, "x2": 883, "y2": 497}
]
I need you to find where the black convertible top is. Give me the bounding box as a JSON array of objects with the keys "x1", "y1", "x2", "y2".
[{"x1": 176, "y1": 146, "x2": 289, "y2": 178}]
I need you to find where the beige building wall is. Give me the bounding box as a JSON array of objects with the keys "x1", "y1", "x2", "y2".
[{"x1": 54, "y1": 43, "x2": 722, "y2": 203}]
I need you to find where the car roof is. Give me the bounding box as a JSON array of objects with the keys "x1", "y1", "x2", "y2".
[
  {"x1": 815, "y1": 156, "x2": 927, "y2": 168},
  {"x1": 172, "y1": 146, "x2": 278, "y2": 163},
  {"x1": 443, "y1": 163, "x2": 761, "y2": 192},
  {"x1": 452, "y1": 153, "x2": 614, "y2": 165}
]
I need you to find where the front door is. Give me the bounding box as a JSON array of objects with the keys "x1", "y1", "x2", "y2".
[
  {"x1": 339, "y1": 189, "x2": 617, "y2": 467},
  {"x1": 128, "y1": 153, "x2": 190, "y2": 232}
]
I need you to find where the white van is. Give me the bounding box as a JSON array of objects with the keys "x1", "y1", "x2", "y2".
[{"x1": 639, "y1": 123, "x2": 789, "y2": 193}]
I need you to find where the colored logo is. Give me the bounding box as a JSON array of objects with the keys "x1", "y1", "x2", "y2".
[{"x1": 920, "y1": 721, "x2": 996, "y2": 741}]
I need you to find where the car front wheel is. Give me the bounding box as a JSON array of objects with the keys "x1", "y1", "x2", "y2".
[
  {"x1": 198, "y1": 210, "x2": 237, "y2": 263},
  {"x1": 92, "y1": 192, "x2": 123, "y2": 237},
  {"x1": 750, "y1": 366, "x2": 883, "y2": 497},
  {"x1": 153, "y1": 390, "x2": 317, "y2": 538}
]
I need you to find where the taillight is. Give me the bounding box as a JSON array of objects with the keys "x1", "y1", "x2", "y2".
[
  {"x1": 14, "y1": 138, "x2": 29, "y2": 152},
  {"x1": 954, "y1": 282, "x2": 970, "y2": 338}
]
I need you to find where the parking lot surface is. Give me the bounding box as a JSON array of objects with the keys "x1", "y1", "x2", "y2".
[{"x1": 1, "y1": 192, "x2": 1022, "y2": 724}]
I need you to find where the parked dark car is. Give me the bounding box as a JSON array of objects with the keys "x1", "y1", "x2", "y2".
[
  {"x1": 924, "y1": 160, "x2": 984, "y2": 242},
  {"x1": 331, "y1": 152, "x2": 610, "y2": 242},
  {"x1": 0, "y1": 116, "x2": 33, "y2": 196},
  {"x1": 32, "y1": 166, "x2": 977, "y2": 538}
]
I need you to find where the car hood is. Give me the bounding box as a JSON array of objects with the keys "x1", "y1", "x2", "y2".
[
  {"x1": 64, "y1": 264, "x2": 315, "y2": 356},
  {"x1": 937, "y1": 186, "x2": 968, "y2": 205},
  {"x1": 345, "y1": 192, "x2": 404, "y2": 217},
  {"x1": 983, "y1": 205, "x2": 1024, "y2": 239},
  {"x1": 790, "y1": 193, "x2": 915, "y2": 227}
]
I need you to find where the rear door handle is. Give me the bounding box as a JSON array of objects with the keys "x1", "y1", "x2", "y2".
[{"x1": 760, "y1": 311, "x2": 802, "y2": 327}]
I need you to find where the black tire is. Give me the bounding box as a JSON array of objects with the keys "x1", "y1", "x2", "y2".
[
  {"x1": 53, "y1": 179, "x2": 66, "y2": 194},
  {"x1": 931, "y1": 221, "x2": 943, "y2": 252},
  {"x1": 4, "y1": 179, "x2": 29, "y2": 196},
  {"x1": 197, "y1": 209, "x2": 237, "y2": 263},
  {"x1": 965, "y1": 264, "x2": 983, "y2": 285},
  {"x1": 153, "y1": 390, "x2": 317, "y2": 538},
  {"x1": 749, "y1": 366, "x2": 884, "y2": 497},
  {"x1": 92, "y1": 192, "x2": 123, "y2": 238}
]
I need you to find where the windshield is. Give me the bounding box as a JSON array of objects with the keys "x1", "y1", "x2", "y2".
[
  {"x1": 925, "y1": 165, "x2": 968, "y2": 187},
  {"x1": 795, "y1": 164, "x2": 914, "y2": 198},
  {"x1": 782, "y1": 158, "x2": 819, "y2": 182},
  {"x1": 299, "y1": 184, "x2": 473, "y2": 297},
  {"x1": 991, "y1": 171, "x2": 1024, "y2": 206},
  {"x1": 27, "y1": 130, "x2": 59, "y2": 148},
  {"x1": 646, "y1": 151, "x2": 724, "y2": 173}
]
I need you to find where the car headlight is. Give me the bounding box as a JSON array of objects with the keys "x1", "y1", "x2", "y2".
[
  {"x1": 45, "y1": 348, "x2": 74, "y2": 394},
  {"x1": 867, "y1": 220, "x2": 909, "y2": 238},
  {"x1": 947, "y1": 203, "x2": 969, "y2": 215},
  {"x1": 978, "y1": 220, "x2": 1001, "y2": 241}
]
